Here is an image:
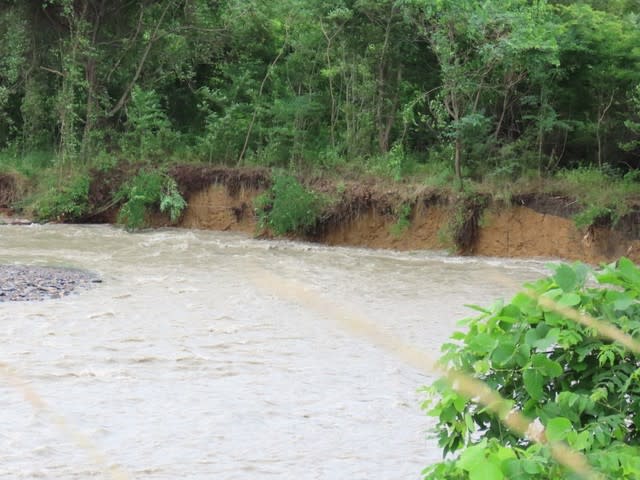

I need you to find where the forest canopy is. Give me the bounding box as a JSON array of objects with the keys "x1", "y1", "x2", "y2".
[{"x1": 1, "y1": 0, "x2": 639, "y2": 184}]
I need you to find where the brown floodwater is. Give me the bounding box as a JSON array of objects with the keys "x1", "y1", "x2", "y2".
[{"x1": 0, "y1": 224, "x2": 549, "y2": 479}]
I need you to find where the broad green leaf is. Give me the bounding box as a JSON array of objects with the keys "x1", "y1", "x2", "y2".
[
  {"x1": 458, "y1": 440, "x2": 487, "y2": 471},
  {"x1": 619, "y1": 257, "x2": 640, "y2": 284},
  {"x1": 474, "y1": 358, "x2": 491, "y2": 374},
  {"x1": 453, "y1": 394, "x2": 467, "y2": 413},
  {"x1": 468, "y1": 333, "x2": 498, "y2": 354},
  {"x1": 466, "y1": 304, "x2": 492, "y2": 314},
  {"x1": 590, "y1": 387, "x2": 608, "y2": 403},
  {"x1": 558, "y1": 293, "x2": 581, "y2": 307},
  {"x1": 492, "y1": 342, "x2": 515, "y2": 366},
  {"x1": 522, "y1": 458, "x2": 543, "y2": 474},
  {"x1": 613, "y1": 296, "x2": 635, "y2": 311},
  {"x1": 524, "y1": 329, "x2": 541, "y2": 347},
  {"x1": 451, "y1": 331, "x2": 467, "y2": 340},
  {"x1": 533, "y1": 328, "x2": 559, "y2": 350},
  {"x1": 532, "y1": 354, "x2": 562, "y2": 377},
  {"x1": 502, "y1": 304, "x2": 521, "y2": 319},
  {"x1": 470, "y1": 459, "x2": 504, "y2": 480},
  {"x1": 546, "y1": 417, "x2": 573, "y2": 442},
  {"x1": 543, "y1": 311, "x2": 566, "y2": 327},
  {"x1": 494, "y1": 445, "x2": 517, "y2": 462},
  {"x1": 523, "y1": 368, "x2": 544, "y2": 400},
  {"x1": 464, "y1": 412, "x2": 476, "y2": 433},
  {"x1": 542, "y1": 288, "x2": 563, "y2": 301},
  {"x1": 515, "y1": 344, "x2": 531, "y2": 366},
  {"x1": 554, "y1": 264, "x2": 577, "y2": 292},
  {"x1": 511, "y1": 292, "x2": 538, "y2": 315},
  {"x1": 571, "y1": 430, "x2": 592, "y2": 451},
  {"x1": 573, "y1": 263, "x2": 590, "y2": 288},
  {"x1": 502, "y1": 459, "x2": 524, "y2": 478}
]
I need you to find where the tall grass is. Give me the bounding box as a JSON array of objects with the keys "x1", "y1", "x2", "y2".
[{"x1": 0, "y1": 149, "x2": 55, "y2": 178}]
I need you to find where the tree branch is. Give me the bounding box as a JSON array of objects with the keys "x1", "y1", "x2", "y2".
[
  {"x1": 40, "y1": 66, "x2": 65, "y2": 77},
  {"x1": 106, "y1": 0, "x2": 173, "y2": 118},
  {"x1": 237, "y1": 33, "x2": 288, "y2": 166}
]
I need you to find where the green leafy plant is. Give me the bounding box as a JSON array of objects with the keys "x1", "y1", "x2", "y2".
[
  {"x1": 35, "y1": 174, "x2": 90, "y2": 221},
  {"x1": 122, "y1": 86, "x2": 173, "y2": 161},
  {"x1": 437, "y1": 193, "x2": 485, "y2": 253},
  {"x1": 369, "y1": 143, "x2": 408, "y2": 181},
  {"x1": 390, "y1": 202, "x2": 412, "y2": 237},
  {"x1": 551, "y1": 167, "x2": 640, "y2": 229},
  {"x1": 116, "y1": 169, "x2": 186, "y2": 230},
  {"x1": 423, "y1": 259, "x2": 640, "y2": 479},
  {"x1": 255, "y1": 173, "x2": 323, "y2": 235},
  {"x1": 573, "y1": 205, "x2": 613, "y2": 230}
]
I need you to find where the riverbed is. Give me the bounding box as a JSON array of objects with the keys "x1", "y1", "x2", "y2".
[{"x1": 0, "y1": 224, "x2": 548, "y2": 479}]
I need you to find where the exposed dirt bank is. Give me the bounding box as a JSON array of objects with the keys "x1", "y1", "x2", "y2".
[
  {"x1": 317, "y1": 200, "x2": 640, "y2": 264},
  {"x1": 2, "y1": 166, "x2": 639, "y2": 265},
  {"x1": 180, "y1": 185, "x2": 260, "y2": 234},
  {"x1": 167, "y1": 168, "x2": 640, "y2": 264},
  {"x1": 475, "y1": 206, "x2": 640, "y2": 263}
]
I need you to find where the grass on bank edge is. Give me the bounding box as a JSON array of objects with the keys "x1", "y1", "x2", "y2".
[{"x1": 1, "y1": 147, "x2": 639, "y2": 233}]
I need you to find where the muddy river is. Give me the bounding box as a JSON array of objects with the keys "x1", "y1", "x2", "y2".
[{"x1": 0, "y1": 224, "x2": 549, "y2": 479}]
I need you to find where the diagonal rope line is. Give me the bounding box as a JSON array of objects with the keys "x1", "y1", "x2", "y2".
[
  {"x1": 0, "y1": 361, "x2": 132, "y2": 480},
  {"x1": 526, "y1": 288, "x2": 640, "y2": 356},
  {"x1": 250, "y1": 269, "x2": 602, "y2": 480}
]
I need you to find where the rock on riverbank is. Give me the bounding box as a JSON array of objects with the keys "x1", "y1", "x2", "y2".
[{"x1": 0, "y1": 265, "x2": 100, "y2": 302}]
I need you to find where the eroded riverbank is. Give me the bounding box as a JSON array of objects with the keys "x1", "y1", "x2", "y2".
[
  {"x1": 172, "y1": 179, "x2": 640, "y2": 265},
  {"x1": 2, "y1": 166, "x2": 639, "y2": 264}
]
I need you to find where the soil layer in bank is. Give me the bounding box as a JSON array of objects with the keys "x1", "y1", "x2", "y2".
[
  {"x1": 166, "y1": 167, "x2": 640, "y2": 265},
  {"x1": 2, "y1": 165, "x2": 640, "y2": 265}
]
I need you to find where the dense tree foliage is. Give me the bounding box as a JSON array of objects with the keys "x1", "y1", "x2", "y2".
[{"x1": 1, "y1": 0, "x2": 639, "y2": 184}]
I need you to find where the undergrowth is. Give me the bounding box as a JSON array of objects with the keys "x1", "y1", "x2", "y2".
[
  {"x1": 34, "y1": 173, "x2": 90, "y2": 222},
  {"x1": 390, "y1": 202, "x2": 412, "y2": 237},
  {"x1": 255, "y1": 173, "x2": 324, "y2": 235},
  {"x1": 438, "y1": 193, "x2": 487, "y2": 253},
  {"x1": 437, "y1": 165, "x2": 640, "y2": 230},
  {"x1": 0, "y1": 148, "x2": 54, "y2": 179},
  {"x1": 116, "y1": 169, "x2": 186, "y2": 230},
  {"x1": 550, "y1": 167, "x2": 640, "y2": 228}
]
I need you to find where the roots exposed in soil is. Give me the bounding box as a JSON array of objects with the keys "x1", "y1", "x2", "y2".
[
  {"x1": 0, "y1": 173, "x2": 20, "y2": 207},
  {"x1": 509, "y1": 193, "x2": 582, "y2": 218},
  {"x1": 307, "y1": 179, "x2": 426, "y2": 239},
  {"x1": 451, "y1": 196, "x2": 487, "y2": 254},
  {"x1": 169, "y1": 165, "x2": 270, "y2": 197}
]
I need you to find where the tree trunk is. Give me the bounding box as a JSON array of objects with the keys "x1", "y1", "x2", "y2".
[
  {"x1": 375, "y1": 11, "x2": 393, "y2": 153},
  {"x1": 81, "y1": 0, "x2": 106, "y2": 162},
  {"x1": 596, "y1": 91, "x2": 615, "y2": 168},
  {"x1": 106, "y1": 0, "x2": 172, "y2": 118},
  {"x1": 455, "y1": 136, "x2": 463, "y2": 190},
  {"x1": 237, "y1": 35, "x2": 287, "y2": 167},
  {"x1": 320, "y1": 20, "x2": 341, "y2": 150},
  {"x1": 58, "y1": 0, "x2": 90, "y2": 169}
]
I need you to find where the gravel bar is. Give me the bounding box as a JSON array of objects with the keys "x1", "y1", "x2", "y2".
[{"x1": 0, "y1": 265, "x2": 101, "y2": 302}]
